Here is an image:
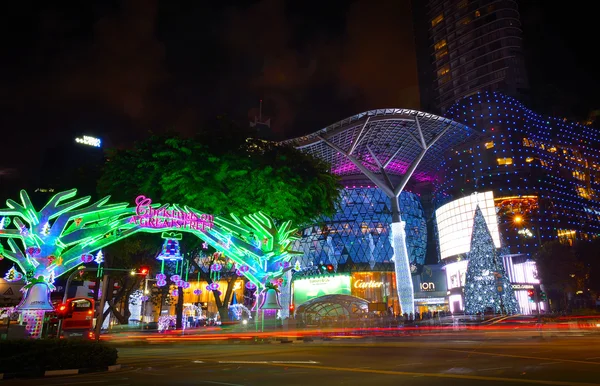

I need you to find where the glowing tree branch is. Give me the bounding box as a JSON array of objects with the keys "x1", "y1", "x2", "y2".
[{"x1": 0, "y1": 190, "x2": 299, "y2": 295}]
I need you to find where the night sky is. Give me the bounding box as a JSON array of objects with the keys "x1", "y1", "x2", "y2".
[{"x1": 0, "y1": 0, "x2": 598, "y2": 187}]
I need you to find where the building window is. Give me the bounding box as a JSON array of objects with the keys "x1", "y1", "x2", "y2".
[
  {"x1": 497, "y1": 158, "x2": 513, "y2": 166},
  {"x1": 458, "y1": 0, "x2": 468, "y2": 8},
  {"x1": 457, "y1": 16, "x2": 472, "y2": 26},
  {"x1": 437, "y1": 66, "x2": 450, "y2": 77},
  {"x1": 576, "y1": 186, "x2": 592, "y2": 200},
  {"x1": 573, "y1": 170, "x2": 586, "y2": 181},
  {"x1": 557, "y1": 229, "x2": 576, "y2": 246},
  {"x1": 434, "y1": 39, "x2": 447, "y2": 51},
  {"x1": 484, "y1": 141, "x2": 494, "y2": 149},
  {"x1": 435, "y1": 49, "x2": 448, "y2": 60},
  {"x1": 432, "y1": 14, "x2": 444, "y2": 27},
  {"x1": 475, "y1": 10, "x2": 481, "y2": 17}
]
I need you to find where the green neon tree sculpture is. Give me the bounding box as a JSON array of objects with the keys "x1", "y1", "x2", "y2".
[{"x1": 0, "y1": 189, "x2": 299, "y2": 306}]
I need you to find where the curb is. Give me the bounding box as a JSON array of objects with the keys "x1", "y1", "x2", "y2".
[{"x1": 1, "y1": 364, "x2": 122, "y2": 380}]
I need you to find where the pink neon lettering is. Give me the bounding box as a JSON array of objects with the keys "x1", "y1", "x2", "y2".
[{"x1": 131, "y1": 195, "x2": 213, "y2": 231}]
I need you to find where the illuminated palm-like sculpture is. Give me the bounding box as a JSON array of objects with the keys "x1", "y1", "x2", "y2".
[{"x1": 0, "y1": 189, "x2": 298, "y2": 310}]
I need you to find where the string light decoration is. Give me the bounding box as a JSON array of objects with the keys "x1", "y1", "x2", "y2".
[
  {"x1": 464, "y1": 206, "x2": 519, "y2": 314},
  {"x1": 437, "y1": 91, "x2": 600, "y2": 256}
]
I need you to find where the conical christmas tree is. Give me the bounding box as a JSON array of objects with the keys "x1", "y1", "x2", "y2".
[
  {"x1": 157, "y1": 238, "x2": 182, "y2": 261},
  {"x1": 464, "y1": 206, "x2": 519, "y2": 314}
]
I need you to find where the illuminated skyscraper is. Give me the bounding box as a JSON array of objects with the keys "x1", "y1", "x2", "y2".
[{"x1": 413, "y1": 0, "x2": 529, "y2": 113}]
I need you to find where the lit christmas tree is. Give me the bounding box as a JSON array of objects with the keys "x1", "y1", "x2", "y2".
[
  {"x1": 464, "y1": 206, "x2": 519, "y2": 314},
  {"x1": 4, "y1": 266, "x2": 22, "y2": 282}
]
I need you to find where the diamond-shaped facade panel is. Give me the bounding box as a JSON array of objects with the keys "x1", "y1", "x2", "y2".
[{"x1": 294, "y1": 188, "x2": 427, "y2": 271}]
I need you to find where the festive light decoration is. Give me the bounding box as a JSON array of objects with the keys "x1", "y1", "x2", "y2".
[
  {"x1": 193, "y1": 289, "x2": 202, "y2": 295},
  {"x1": 156, "y1": 273, "x2": 166, "y2": 280},
  {"x1": 207, "y1": 283, "x2": 219, "y2": 291},
  {"x1": 94, "y1": 250, "x2": 104, "y2": 265},
  {"x1": 41, "y1": 222, "x2": 50, "y2": 236},
  {"x1": 158, "y1": 315, "x2": 176, "y2": 332},
  {"x1": 157, "y1": 279, "x2": 167, "y2": 287},
  {"x1": 170, "y1": 275, "x2": 181, "y2": 282},
  {"x1": 4, "y1": 266, "x2": 22, "y2": 282},
  {"x1": 157, "y1": 238, "x2": 182, "y2": 261},
  {"x1": 210, "y1": 263, "x2": 223, "y2": 281},
  {"x1": 26, "y1": 247, "x2": 41, "y2": 256},
  {"x1": 245, "y1": 281, "x2": 257, "y2": 290},
  {"x1": 0, "y1": 189, "x2": 298, "y2": 322},
  {"x1": 464, "y1": 206, "x2": 519, "y2": 314}
]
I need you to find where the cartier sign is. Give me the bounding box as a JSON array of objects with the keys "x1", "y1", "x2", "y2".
[{"x1": 354, "y1": 280, "x2": 383, "y2": 289}]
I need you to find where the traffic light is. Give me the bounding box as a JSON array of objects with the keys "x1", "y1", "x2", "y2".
[
  {"x1": 139, "y1": 266, "x2": 149, "y2": 276},
  {"x1": 527, "y1": 289, "x2": 535, "y2": 302},
  {"x1": 326, "y1": 264, "x2": 334, "y2": 273},
  {"x1": 540, "y1": 291, "x2": 547, "y2": 301},
  {"x1": 289, "y1": 304, "x2": 295, "y2": 314}
]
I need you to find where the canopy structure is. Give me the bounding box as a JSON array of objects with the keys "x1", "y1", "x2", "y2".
[
  {"x1": 282, "y1": 108, "x2": 478, "y2": 315},
  {"x1": 282, "y1": 108, "x2": 476, "y2": 184}
]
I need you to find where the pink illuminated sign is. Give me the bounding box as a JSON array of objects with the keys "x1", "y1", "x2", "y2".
[{"x1": 129, "y1": 195, "x2": 214, "y2": 231}]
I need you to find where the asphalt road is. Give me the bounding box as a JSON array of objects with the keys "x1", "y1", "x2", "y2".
[{"x1": 4, "y1": 333, "x2": 600, "y2": 386}]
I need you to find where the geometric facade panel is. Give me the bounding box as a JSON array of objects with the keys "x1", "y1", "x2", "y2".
[{"x1": 294, "y1": 187, "x2": 427, "y2": 272}]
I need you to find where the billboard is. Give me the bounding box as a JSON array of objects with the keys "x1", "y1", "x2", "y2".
[
  {"x1": 293, "y1": 275, "x2": 351, "y2": 306},
  {"x1": 436, "y1": 191, "x2": 501, "y2": 260}
]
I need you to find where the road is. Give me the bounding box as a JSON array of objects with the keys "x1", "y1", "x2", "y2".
[{"x1": 4, "y1": 333, "x2": 600, "y2": 386}]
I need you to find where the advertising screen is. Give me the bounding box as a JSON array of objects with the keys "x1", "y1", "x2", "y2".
[
  {"x1": 436, "y1": 191, "x2": 501, "y2": 260},
  {"x1": 293, "y1": 275, "x2": 351, "y2": 306}
]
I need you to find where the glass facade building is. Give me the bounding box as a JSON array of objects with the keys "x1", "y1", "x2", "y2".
[{"x1": 294, "y1": 187, "x2": 427, "y2": 272}]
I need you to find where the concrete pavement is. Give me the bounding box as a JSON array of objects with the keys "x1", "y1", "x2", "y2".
[{"x1": 3, "y1": 333, "x2": 600, "y2": 385}]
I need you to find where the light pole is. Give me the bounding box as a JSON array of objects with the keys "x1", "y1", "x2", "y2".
[{"x1": 141, "y1": 278, "x2": 156, "y2": 331}]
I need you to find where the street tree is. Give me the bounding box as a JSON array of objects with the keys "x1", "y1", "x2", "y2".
[
  {"x1": 534, "y1": 241, "x2": 585, "y2": 311},
  {"x1": 98, "y1": 129, "x2": 340, "y2": 227}
]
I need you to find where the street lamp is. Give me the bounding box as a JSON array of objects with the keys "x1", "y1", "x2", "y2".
[{"x1": 140, "y1": 278, "x2": 157, "y2": 330}]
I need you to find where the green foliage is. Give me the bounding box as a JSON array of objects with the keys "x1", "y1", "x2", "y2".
[
  {"x1": 534, "y1": 241, "x2": 582, "y2": 294},
  {"x1": 534, "y1": 240, "x2": 590, "y2": 310},
  {"x1": 0, "y1": 340, "x2": 117, "y2": 373},
  {"x1": 98, "y1": 128, "x2": 340, "y2": 227}
]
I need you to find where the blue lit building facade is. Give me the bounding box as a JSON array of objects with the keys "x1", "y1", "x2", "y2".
[{"x1": 435, "y1": 91, "x2": 600, "y2": 257}]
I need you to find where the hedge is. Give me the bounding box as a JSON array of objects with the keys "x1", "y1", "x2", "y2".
[{"x1": 0, "y1": 340, "x2": 118, "y2": 374}]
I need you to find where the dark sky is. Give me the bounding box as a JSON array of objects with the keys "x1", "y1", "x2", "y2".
[{"x1": 0, "y1": 0, "x2": 598, "y2": 186}]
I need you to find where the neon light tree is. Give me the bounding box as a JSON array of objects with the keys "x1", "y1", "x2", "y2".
[{"x1": 0, "y1": 189, "x2": 299, "y2": 317}]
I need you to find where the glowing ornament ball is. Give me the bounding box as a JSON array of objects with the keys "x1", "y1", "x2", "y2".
[
  {"x1": 81, "y1": 254, "x2": 94, "y2": 263},
  {"x1": 193, "y1": 289, "x2": 202, "y2": 295}
]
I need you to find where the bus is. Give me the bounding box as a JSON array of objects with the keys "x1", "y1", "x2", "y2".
[{"x1": 57, "y1": 297, "x2": 95, "y2": 339}]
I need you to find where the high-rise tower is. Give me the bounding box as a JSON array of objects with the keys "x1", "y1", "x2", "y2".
[{"x1": 413, "y1": 0, "x2": 529, "y2": 113}]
